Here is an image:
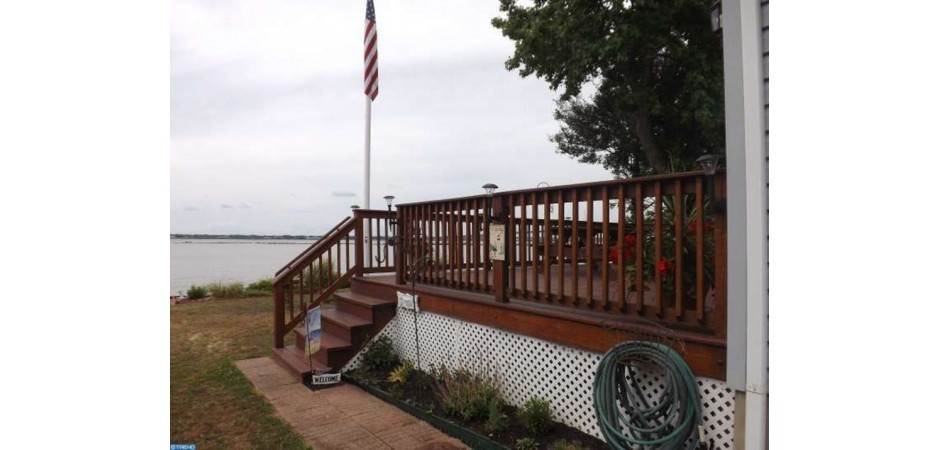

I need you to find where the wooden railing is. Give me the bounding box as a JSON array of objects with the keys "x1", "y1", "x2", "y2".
[
  {"x1": 395, "y1": 170, "x2": 726, "y2": 337},
  {"x1": 272, "y1": 209, "x2": 395, "y2": 348}
]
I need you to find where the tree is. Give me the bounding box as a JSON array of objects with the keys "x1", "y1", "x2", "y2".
[{"x1": 492, "y1": 0, "x2": 724, "y2": 177}]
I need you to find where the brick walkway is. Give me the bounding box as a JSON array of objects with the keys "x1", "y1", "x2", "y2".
[{"x1": 236, "y1": 357, "x2": 469, "y2": 450}]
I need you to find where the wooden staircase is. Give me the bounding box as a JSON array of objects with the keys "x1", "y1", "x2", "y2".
[{"x1": 272, "y1": 277, "x2": 398, "y2": 381}]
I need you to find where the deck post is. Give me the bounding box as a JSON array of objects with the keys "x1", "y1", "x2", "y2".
[
  {"x1": 493, "y1": 195, "x2": 509, "y2": 303},
  {"x1": 395, "y1": 208, "x2": 406, "y2": 284},
  {"x1": 273, "y1": 284, "x2": 285, "y2": 348},
  {"x1": 354, "y1": 209, "x2": 365, "y2": 276}
]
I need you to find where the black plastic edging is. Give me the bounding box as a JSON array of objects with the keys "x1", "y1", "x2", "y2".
[{"x1": 341, "y1": 374, "x2": 508, "y2": 450}]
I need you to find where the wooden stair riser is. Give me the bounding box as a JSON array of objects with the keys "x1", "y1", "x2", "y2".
[
  {"x1": 350, "y1": 278, "x2": 399, "y2": 301},
  {"x1": 321, "y1": 317, "x2": 369, "y2": 345}
]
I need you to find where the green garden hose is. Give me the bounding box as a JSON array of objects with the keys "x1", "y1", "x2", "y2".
[{"x1": 593, "y1": 341, "x2": 702, "y2": 449}]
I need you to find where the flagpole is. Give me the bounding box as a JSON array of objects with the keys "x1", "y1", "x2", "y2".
[{"x1": 364, "y1": 96, "x2": 371, "y2": 210}]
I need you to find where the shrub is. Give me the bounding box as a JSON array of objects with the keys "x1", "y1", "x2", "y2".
[
  {"x1": 549, "y1": 440, "x2": 588, "y2": 450},
  {"x1": 205, "y1": 281, "x2": 245, "y2": 298},
  {"x1": 484, "y1": 397, "x2": 507, "y2": 434},
  {"x1": 387, "y1": 360, "x2": 414, "y2": 384},
  {"x1": 186, "y1": 284, "x2": 207, "y2": 300},
  {"x1": 359, "y1": 336, "x2": 397, "y2": 371},
  {"x1": 246, "y1": 278, "x2": 274, "y2": 292},
  {"x1": 518, "y1": 397, "x2": 554, "y2": 434},
  {"x1": 515, "y1": 437, "x2": 538, "y2": 450},
  {"x1": 436, "y1": 367, "x2": 504, "y2": 422}
]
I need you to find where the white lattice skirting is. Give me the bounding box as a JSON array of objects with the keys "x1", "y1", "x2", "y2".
[{"x1": 344, "y1": 307, "x2": 735, "y2": 449}]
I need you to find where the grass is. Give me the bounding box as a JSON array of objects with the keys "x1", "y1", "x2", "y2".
[{"x1": 171, "y1": 296, "x2": 310, "y2": 449}]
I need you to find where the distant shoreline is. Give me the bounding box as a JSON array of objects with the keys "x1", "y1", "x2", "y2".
[{"x1": 170, "y1": 234, "x2": 321, "y2": 240}]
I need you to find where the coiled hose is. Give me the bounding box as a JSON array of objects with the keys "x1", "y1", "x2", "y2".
[{"x1": 593, "y1": 341, "x2": 702, "y2": 449}]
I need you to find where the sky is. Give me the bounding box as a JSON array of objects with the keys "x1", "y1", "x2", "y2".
[{"x1": 171, "y1": 0, "x2": 613, "y2": 235}]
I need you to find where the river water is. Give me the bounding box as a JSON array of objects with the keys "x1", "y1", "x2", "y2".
[{"x1": 169, "y1": 239, "x2": 319, "y2": 296}]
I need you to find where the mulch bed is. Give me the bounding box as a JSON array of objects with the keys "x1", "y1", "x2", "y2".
[{"x1": 346, "y1": 362, "x2": 607, "y2": 449}]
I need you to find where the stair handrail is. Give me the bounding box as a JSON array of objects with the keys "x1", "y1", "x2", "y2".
[{"x1": 275, "y1": 215, "x2": 354, "y2": 279}]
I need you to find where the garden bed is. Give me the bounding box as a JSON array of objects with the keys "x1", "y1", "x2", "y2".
[{"x1": 343, "y1": 337, "x2": 606, "y2": 450}]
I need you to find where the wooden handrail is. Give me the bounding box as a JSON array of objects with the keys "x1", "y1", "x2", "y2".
[{"x1": 275, "y1": 216, "x2": 353, "y2": 278}]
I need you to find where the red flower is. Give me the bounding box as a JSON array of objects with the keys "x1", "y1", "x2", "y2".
[
  {"x1": 657, "y1": 259, "x2": 669, "y2": 274},
  {"x1": 704, "y1": 220, "x2": 714, "y2": 232},
  {"x1": 625, "y1": 234, "x2": 637, "y2": 246}
]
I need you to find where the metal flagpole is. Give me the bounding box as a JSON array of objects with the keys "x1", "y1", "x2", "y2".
[{"x1": 364, "y1": 96, "x2": 371, "y2": 210}]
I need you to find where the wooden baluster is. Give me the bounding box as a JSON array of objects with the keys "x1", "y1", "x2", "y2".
[
  {"x1": 452, "y1": 201, "x2": 458, "y2": 287},
  {"x1": 654, "y1": 181, "x2": 663, "y2": 317},
  {"x1": 530, "y1": 192, "x2": 540, "y2": 301},
  {"x1": 320, "y1": 254, "x2": 326, "y2": 297},
  {"x1": 484, "y1": 196, "x2": 491, "y2": 292},
  {"x1": 634, "y1": 184, "x2": 645, "y2": 314},
  {"x1": 434, "y1": 203, "x2": 441, "y2": 284},
  {"x1": 337, "y1": 235, "x2": 343, "y2": 278},
  {"x1": 366, "y1": 216, "x2": 373, "y2": 269},
  {"x1": 695, "y1": 177, "x2": 705, "y2": 321},
  {"x1": 436, "y1": 205, "x2": 442, "y2": 284},
  {"x1": 292, "y1": 272, "x2": 298, "y2": 323},
  {"x1": 618, "y1": 185, "x2": 626, "y2": 313},
  {"x1": 507, "y1": 196, "x2": 516, "y2": 295},
  {"x1": 571, "y1": 189, "x2": 579, "y2": 306},
  {"x1": 464, "y1": 200, "x2": 472, "y2": 288},
  {"x1": 426, "y1": 204, "x2": 433, "y2": 282},
  {"x1": 586, "y1": 188, "x2": 594, "y2": 308},
  {"x1": 557, "y1": 190, "x2": 565, "y2": 304},
  {"x1": 327, "y1": 243, "x2": 333, "y2": 288},
  {"x1": 602, "y1": 186, "x2": 610, "y2": 310},
  {"x1": 674, "y1": 179, "x2": 684, "y2": 320},
  {"x1": 473, "y1": 197, "x2": 480, "y2": 290},
  {"x1": 543, "y1": 190, "x2": 551, "y2": 302},
  {"x1": 520, "y1": 194, "x2": 528, "y2": 298},
  {"x1": 448, "y1": 202, "x2": 455, "y2": 286}
]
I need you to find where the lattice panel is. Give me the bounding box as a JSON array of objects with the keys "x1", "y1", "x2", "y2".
[
  {"x1": 345, "y1": 308, "x2": 735, "y2": 449},
  {"x1": 341, "y1": 319, "x2": 395, "y2": 372}
]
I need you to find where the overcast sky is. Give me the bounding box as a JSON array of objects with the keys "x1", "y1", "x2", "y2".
[{"x1": 171, "y1": 0, "x2": 613, "y2": 235}]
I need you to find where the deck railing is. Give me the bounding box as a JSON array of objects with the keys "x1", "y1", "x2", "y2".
[
  {"x1": 395, "y1": 170, "x2": 726, "y2": 337},
  {"x1": 272, "y1": 209, "x2": 395, "y2": 348}
]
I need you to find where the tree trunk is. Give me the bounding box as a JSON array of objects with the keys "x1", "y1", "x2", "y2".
[{"x1": 631, "y1": 108, "x2": 668, "y2": 173}]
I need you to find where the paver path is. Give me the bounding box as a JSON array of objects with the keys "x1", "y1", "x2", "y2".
[{"x1": 236, "y1": 357, "x2": 469, "y2": 450}]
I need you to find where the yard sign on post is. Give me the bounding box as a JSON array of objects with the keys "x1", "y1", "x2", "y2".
[{"x1": 306, "y1": 306, "x2": 321, "y2": 356}]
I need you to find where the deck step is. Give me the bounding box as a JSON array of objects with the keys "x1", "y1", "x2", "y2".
[
  {"x1": 272, "y1": 345, "x2": 330, "y2": 380},
  {"x1": 335, "y1": 290, "x2": 396, "y2": 308},
  {"x1": 322, "y1": 308, "x2": 371, "y2": 329}
]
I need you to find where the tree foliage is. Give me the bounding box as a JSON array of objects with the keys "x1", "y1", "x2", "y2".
[{"x1": 492, "y1": 0, "x2": 724, "y2": 176}]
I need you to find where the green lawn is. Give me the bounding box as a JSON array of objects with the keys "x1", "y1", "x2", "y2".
[{"x1": 170, "y1": 296, "x2": 311, "y2": 449}]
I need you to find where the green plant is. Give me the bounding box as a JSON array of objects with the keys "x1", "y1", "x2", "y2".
[
  {"x1": 549, "y1": 440, "x2": 588, "y2": 450},
  {"x1": 515, "y1": 437, "x2": 539, "y2": 450},
  {"x1": 186, "y1": 284, "x2": 207, "y2": 300},
  {"x1": 436, "y1": 367, "x2": 504, "y2": 422},
  {"x1": 387, "y1": 360, "x2": 414, "y2": 384},
  {"x1": 205, "y1": 281, "x2": 246, "y2": 298},
  {"x1": 518, "y1": 397, "x2": 554, "y2": 434},
  {"x1": 359, "y1": 336, "x2": 397, "y2": 371},
  {"x1": 246, "y1": 278, "x2": 273, "y2": 292},
  {"x1": 484, "y1": 397, "x2": 507, "y2": 434}
]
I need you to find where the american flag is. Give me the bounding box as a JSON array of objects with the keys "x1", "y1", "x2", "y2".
[{"x1": 363, "y1": 0, "x2": 379, "y2": 100}]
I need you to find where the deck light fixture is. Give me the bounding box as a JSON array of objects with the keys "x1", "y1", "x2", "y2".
[
  {"x1": 696, "y1": 154, "x2": 724, "y2": 213},
  {"x1": 710, "y1": 1, "x2": 722, "y2": 33},
  {"x1": 482, "y1": 183, "x2": 499, "y2": 222},
  {"x1": 482, "y1": 183, "x2": 498, "y2": 197},
  {"x1": 350, "y1": 204, "x2": 360, "y2": 210},
  {"x1": 382, "y1": 195, "x2": 399, "y2": 253}
]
